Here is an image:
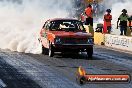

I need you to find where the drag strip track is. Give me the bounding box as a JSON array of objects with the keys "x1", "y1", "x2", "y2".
[
  {"x1": 0, "y1": 51, "x2": 80, "y2": 88},
  {"x1": 0, "y1": 79, "x2": 6, "y2": 88},
  {"x1": 0, "y1": 55, "x2": 41, "y2": 88},
  {"x1": 0, "y1": 45, "x2": 132, "y2": 88}
]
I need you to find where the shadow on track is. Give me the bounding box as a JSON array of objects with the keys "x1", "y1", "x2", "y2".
[
  {"x1": 0, "y1": 57, "x2": 41, "y2": 88},
  {"x1": 53, "y1": 52, "x2": 104, "y2": 60}
]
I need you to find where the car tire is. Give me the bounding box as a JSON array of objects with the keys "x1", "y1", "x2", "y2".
[
  {"x1": 87, "y1": 47, "x2": 93, "y2": 58},
  {"x1": 42, "y1": 45, "x2": 48, "y2": 55},
  {"x1": 49, "y1": 43, "x2": 54, "y2": 57}
]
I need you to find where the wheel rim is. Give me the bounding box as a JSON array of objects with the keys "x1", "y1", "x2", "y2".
[
  {"x1": 49, "y1": 44, "x2": 54, "y2": 57},
  {"x1": 49, "y1": 48, "x2": 51, "y2": 56}
]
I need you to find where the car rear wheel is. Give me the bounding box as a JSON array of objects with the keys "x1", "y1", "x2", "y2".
[
  {"x1": 87, "y1": 47, "x2": 93, "y2": 58},
  {"x1": 49, "y1": 43, "x2": 54, "y2": 57},
  {"x1": 42, "y1": 45, "x2": 48, "y2": 55}
]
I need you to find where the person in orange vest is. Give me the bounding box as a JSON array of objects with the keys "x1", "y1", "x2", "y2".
[
  {"x1": 103, "y1": 9, "x2": 112, "y2": 33},
  {"x1": 85, "y1": 4, "x2": 93, "y2": 26}
]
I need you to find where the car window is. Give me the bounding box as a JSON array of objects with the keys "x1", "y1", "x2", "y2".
[
  {"x1": 49, "y1": 20, "x2": 85, "y2": 31},
  {"x1": 46, "y1": 23, "x2": 50, "y2": 29},
  {"x1": 43, "y1": 22, "x2": 47, "y2": 29},
  {"x1": 49, "y1": 22, "x2": 60, "y2": 31},
  {"x1": 43, "y1": 21, "x2": 50, "y2": 30}
]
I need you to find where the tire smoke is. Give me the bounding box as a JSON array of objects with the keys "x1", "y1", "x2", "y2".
[{"x1": 0, "y1": 0, "x2": 74, "y2": 54}]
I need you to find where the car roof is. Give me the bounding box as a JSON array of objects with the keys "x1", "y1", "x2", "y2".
[{"x1": 48, "y1": 18, "x2": 79, "y2": 22}]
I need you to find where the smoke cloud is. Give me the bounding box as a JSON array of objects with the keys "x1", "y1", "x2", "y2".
[
  {"x1": 0, "y1": 0, "x2": 74, "y2": 54},
  {"x1": 111, "y1": 0, "x2": 132, "y2": 24}
]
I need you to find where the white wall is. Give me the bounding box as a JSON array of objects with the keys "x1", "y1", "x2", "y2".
[{"x1": 105, "y1": 34, "x2": 132, "y2": 52}]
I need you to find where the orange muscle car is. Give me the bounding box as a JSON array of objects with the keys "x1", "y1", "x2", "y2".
[{"x1": 39, "y1": 18, "x2": 94, "y2": 58}]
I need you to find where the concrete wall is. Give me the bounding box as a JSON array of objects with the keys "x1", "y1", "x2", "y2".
[
  {"x1": 94, "y1": 32, "x2": 132, "y2": 52},
  {"x1": 94, "y1": 32, "x2": 105, "y2": 45},
  {"x1": 105, "y1": 34, "x2": 132, "y2": 52}
]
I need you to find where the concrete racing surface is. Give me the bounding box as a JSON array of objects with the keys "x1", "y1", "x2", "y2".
[{"x1": 0, "y1": 45, "x2": 132, "y2": 88}]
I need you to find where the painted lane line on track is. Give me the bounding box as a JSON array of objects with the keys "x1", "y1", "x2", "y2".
[{"x1": 0, "y1": 79, "x2": 7, "y2": 88}]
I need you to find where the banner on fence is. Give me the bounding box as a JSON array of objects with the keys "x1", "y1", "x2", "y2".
[{"x1": 105, "y1": 34, "x2": 132, "y2": 51}]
